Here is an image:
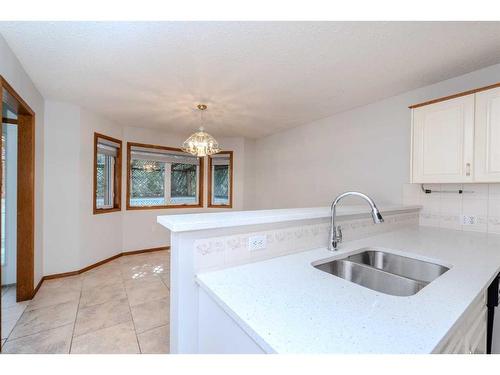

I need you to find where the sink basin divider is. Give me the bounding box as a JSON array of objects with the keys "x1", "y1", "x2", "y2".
[{"x1": 313, "y1": 249, "x2": 449, "y2": 296}]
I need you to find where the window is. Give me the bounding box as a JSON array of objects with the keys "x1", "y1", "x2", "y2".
[
  {"x1": 94, "y1": 133, "x2": 122, "y2": 214},
  {"x1": 208, "y1": 151, "x2": 233, "y2": 208},
  {"x1": 127, "y1": 143, "x2": 203, "y2": 209}
]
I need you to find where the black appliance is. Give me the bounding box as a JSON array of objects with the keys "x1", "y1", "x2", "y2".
[{"x1": 487, "y1": 273, "x2": 500, "y2": 354}]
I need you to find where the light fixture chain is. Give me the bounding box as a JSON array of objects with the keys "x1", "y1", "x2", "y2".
[{"x1": 200, "y1": 106, "x2": 204, "y2": 130}]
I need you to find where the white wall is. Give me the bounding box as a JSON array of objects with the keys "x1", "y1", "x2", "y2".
[
  {"x1": 79, "y1": 109, "x2": 124, "y2": 268},
  {"x1": 43, "y1": 102, "x2": 81, "y2": 275},
  {"x1": 43, "y1": 101, "x2": 252, "y2": 274},
  {"x1": 41, "y1": 104, "x2": 120, "y2": 273},
  {"x1": 44, "y1": 103, "x2": 124, "y2": 274},
  {"x1": 0, "y1": 35, "x2": 45, "y2": 288},
  {"x1": 253, "y1": 63, "x2": 500, "y2": 209},
  {"x1": 242, "y1": 138, "x2": 256, "y2": 210}
]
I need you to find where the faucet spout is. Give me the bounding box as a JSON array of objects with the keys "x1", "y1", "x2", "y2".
[
  {"x1": 329, "y1": 192, "x2": 384, "y2": 251},
  {"x1": 371, "y1": 206, "x2": 384, "y2": 224}
]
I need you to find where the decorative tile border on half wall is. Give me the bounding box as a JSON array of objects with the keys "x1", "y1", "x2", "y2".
[{"x1": 194, "y1": 211, "x2": 419, "y2": 272}]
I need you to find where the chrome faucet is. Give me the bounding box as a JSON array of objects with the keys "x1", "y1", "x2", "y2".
[{"x1": 329, "y1": 192, "x2": 384, "y2": 251}]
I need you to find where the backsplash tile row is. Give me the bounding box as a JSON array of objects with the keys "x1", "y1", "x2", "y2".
[
  {"x1": 194, "y1": 211, "x2": 419, "y2": 272},
  {"x1": 403, "y1": 183, "x2": 500, "y2": 233}
]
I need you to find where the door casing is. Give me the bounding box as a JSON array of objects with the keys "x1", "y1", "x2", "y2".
[{"x1": 0, "y1": 75, "x2": 36, "y2": 306}]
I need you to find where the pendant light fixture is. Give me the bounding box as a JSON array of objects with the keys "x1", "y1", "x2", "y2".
[{"x1": 182, "y1": 104, "x2": 221, "y2": 157}]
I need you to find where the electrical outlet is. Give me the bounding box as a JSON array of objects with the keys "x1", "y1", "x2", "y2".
[
  {"x1": 248, "y1": 235, "x2": 267, "y2": 251},
  {"x1": 462, "y1": 215, "x2": 477, "y2": 225}
]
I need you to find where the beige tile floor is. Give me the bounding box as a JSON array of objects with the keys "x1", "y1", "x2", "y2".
[
  {"x1": 1, "y1": 285, "x2": 30, "y2": 349},
  {"x1": 1, "y1": 250, "x2": 170, "y2": 354}
]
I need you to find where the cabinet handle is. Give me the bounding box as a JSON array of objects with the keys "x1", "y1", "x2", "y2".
[{"x1": 466, "y1": 163, "x2": 471, "y2": 177}]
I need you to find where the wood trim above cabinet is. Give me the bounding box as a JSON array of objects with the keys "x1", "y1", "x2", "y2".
[{"x1": 409, "y1": 82, "x2": 500, "y2": 109}]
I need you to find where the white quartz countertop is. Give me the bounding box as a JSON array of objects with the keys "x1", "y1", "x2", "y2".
[
  {"x1": 157, "y1": 205, "x2": 421, "y2": 232},
  {"x1": 196, "y1": 226, "x2": 500, "y2": 354}
]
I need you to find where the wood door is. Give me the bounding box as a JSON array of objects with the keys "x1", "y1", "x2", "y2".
[
  {"x1": 475, "y1": 86, "x2": 500, "y2": 182},
  {"x1": 411, "y1": 94, "x2": 475, "y2": 183}
]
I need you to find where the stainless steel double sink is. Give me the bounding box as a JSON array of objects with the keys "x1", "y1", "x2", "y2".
[{"x1": 313, "y1": 249, "x2": 450, "y2": 296}]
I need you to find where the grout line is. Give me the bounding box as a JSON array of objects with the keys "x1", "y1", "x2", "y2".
[
  {"x1": 2, "y1": 323, "x2": 75, "y2": 345},
  {"x1": 77, "y1": 287, "x2": 127, "y2": 309},
  {"x1": 71, "y1": 319, "x2": 134, "y2": 341},
  {"x1": 68, "y1": 283, "x2": 83, "y2": 354},
  {"x1": 122, "y1": 273, "x2": 142, "y2": 354},
  {"x1": 137, "y1": 323, "x2": 170, "y2": 336},
  {"x1": 4, "y1": 319, "x2": 76, "y2": 343},
  {"x1": 158, "y1": 275, "x2": 171, "y2": 291},
  {"x1": 24, "y1": 293, "x2": 81, "y2": 313},
  {"x1": 4, "y1": 287, "x2": 32, "y2": 343}
]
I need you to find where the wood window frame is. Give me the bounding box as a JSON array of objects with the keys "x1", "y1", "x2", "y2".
[
  {"x1": 126, "y1": 142, "x2": 204, "y2": 210},
  {"x1": 0, "y1": 75, "x2": 36, "y2": 307},
  {"x1": 207, "y1": 150, "x2": 233, "y2": 208},
  {"x1": 93, "y1": 132, "x2": 122, "y2": 214}
]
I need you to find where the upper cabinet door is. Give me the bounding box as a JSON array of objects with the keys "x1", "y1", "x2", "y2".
[
  {"x1": 411, "y1": 94, "x2": 475, "y2": 183},
  {"x1": 474, "y1": 87, "x2": 500, "y2": 182}
]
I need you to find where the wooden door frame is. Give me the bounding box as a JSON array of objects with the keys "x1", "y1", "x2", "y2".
[{"x1": 0, "y1": 75, "x2": 36, "y2": 307}]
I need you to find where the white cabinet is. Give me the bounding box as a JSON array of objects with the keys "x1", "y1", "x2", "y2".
[
  {"x1": 411, "y1": 84, "x2": 500, "y2": 183},
  {"x1": 198, "y1": 288, "x2": 265, "y2": 354},
  {"x1": 436, "y1": 291, "x2": 487, "y2": 354},
  {"x1": 411, "y1": 94, "x2": 475, "y2": 183},
  {"x1": 474, "y1": 87, "x2": 500, "y2": 182}
]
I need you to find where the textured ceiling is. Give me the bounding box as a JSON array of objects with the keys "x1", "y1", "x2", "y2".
[{"x1": 2, "y1": 21, "x2": 500, "y2": 138}]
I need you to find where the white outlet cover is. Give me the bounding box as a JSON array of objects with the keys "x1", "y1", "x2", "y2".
[
  {"x1": 462, "y1": 215, "x2": 477, "y2": 225},
  {"x1": 248, "y1": 235, "x2": 267, "y2": 251}
]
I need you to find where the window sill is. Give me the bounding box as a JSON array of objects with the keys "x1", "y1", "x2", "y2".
[
  {"x1": 126, "y1": 204, "x2": 204, "y2": 211},
  {"x1": 93, "y1": 207, "x2": 122, "y2": 214}
]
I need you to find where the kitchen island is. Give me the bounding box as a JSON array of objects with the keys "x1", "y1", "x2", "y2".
[
  {"x1": 158, "y1": 205, "x2": 500, "y2": 353},
  {"x1": 196, "y1": 226, "x2": 500, "y2": 353}
]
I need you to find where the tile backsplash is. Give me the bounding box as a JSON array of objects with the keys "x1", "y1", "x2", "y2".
[
  {"x1": 194, "y1": 211, "x2": 419, "y2": 272},
  {"x1": 403, "y1": 183, "x2": 500, "y2": 234}
]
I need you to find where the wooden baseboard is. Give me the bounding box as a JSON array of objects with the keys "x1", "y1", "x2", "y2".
[
  {"x1": 42, "y1": 270, "x2": 81, "y2": 281},
  {"x1": 78, "y1": 253, "x2": 123, "y2": 275},
  {"x1": 35, "y1": 246, "x2": 169, "y2": 294},
  {"x1": 32, "y1": 278, "x2": 44, "y2": 298},
  {"x1": 122, "y1": 246, "x2": 168, "y2": 256}
]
